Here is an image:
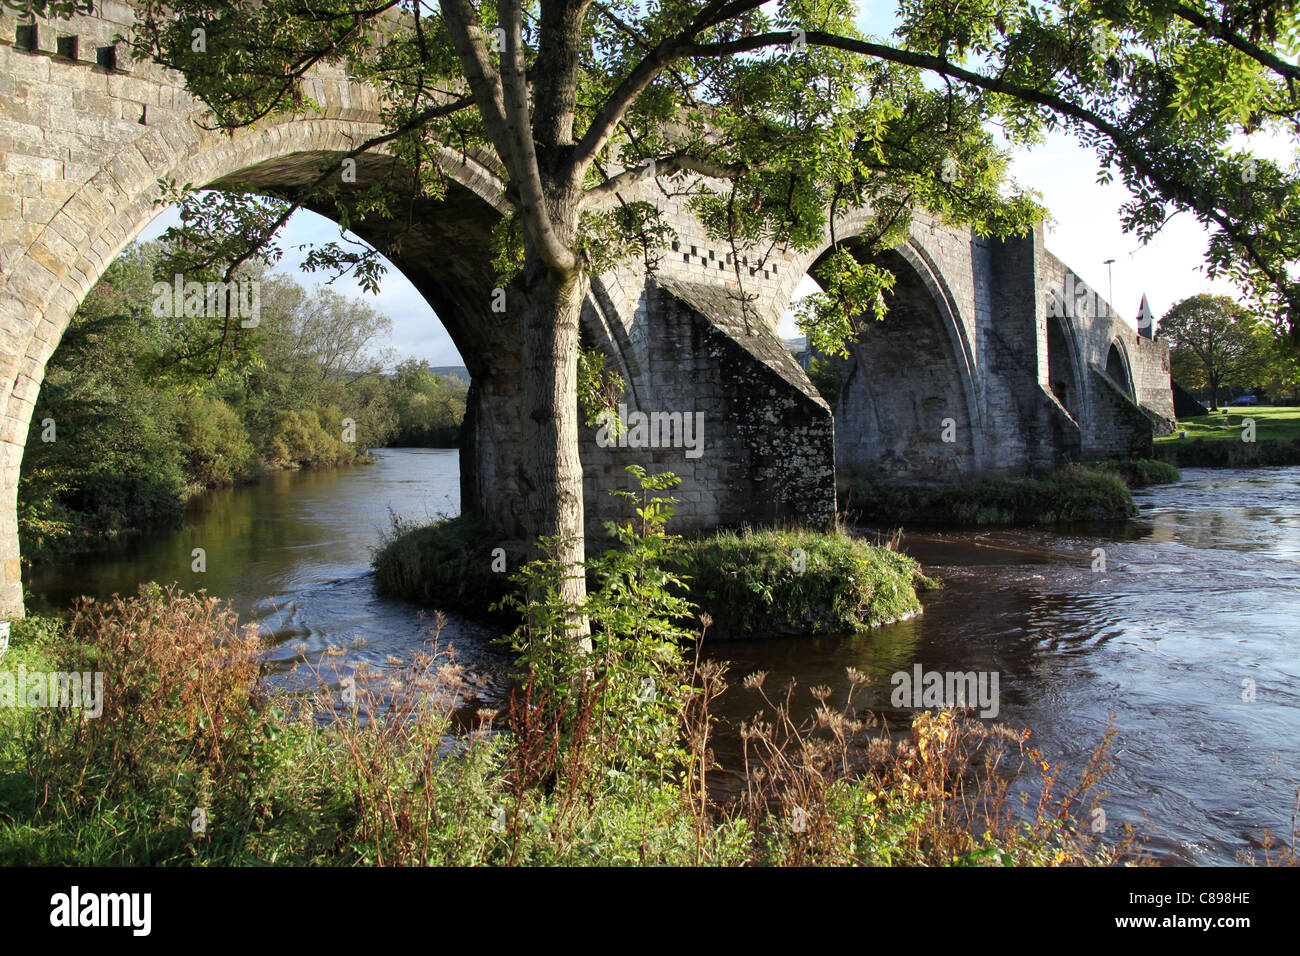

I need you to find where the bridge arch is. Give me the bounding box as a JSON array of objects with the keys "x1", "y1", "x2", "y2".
[
  {"x1": 0, "y1": 94, "x2": 549, "y2": 616},
  {"x1": 1104, "y1": 338, "x2": 1135, "y2": 398},
  {"x1": 1046, "y1": 310, "x2": 1085, "y2": 420},
  {"x1": 779, "y1": 214, "x2": 988, "y2": 484}
]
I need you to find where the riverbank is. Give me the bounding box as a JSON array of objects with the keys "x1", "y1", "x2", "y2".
[
  {"x1": 1155, "y1": 407, "x2": 1300, "y2": 467},
  {"x1": 372, "y1": 516, "x2": 934, "y2": 639},
  {"x1": 0, "y1": 581, "x2": 1124, "y2": 867},
  {"x1": 837, "y1": 461, "x2": 1166, "y2": 528},
  {"x1": 15, "y1": 451, "x2": 1299, "y2": 864},
  {"x1": 20, "y1": 449, "x2": 378, "y2": 566}
]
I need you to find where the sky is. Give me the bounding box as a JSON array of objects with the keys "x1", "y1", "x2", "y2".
[{"x1": 138, "y1": 1, "x2": 1296, "y2": 367}]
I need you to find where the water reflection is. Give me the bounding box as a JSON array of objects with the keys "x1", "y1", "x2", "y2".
[{"x1": 27, "y1": 449, "x2": 513, "y2": 712}]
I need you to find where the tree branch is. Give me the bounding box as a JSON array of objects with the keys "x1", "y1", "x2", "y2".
[
  {"x1": 437, "y1": 0, "x2": 516, "y2": 171},
  {"x1": 1171, "y1": 3, "x2": 1300, "y2": 82},
  {"x1": 581, "y1": 152, "x2": 748, "y2": 207},
  {"x1": 533, "y1": 0, "x2": 591, "y2": 153},
  {"x1": 676, "y1": 28, "x2": 1298, "y2": 320},
  {"x1": 497, "y1": 0, "x2": 578, "y2": 272},
  {"x1": 563, "y1": 0, "x2": 767, "y2": 183}
]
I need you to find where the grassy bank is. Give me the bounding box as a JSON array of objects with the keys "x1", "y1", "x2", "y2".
[
  {"x1": 839, "y1": 464, "x2": 1140, "y2": 528},
  {"x1": 1163, "y1": 406, "x2": 1300, "y2": 441},
  {"x1": 373, "y1": 517, "x2": 931, "y2": 638},
  {"x1": 0, "y1": 580, "x2": 1138, "y2": 866},
  {"x1": 1156, "y1": 408, "x2": 1300, "y2": 467}
]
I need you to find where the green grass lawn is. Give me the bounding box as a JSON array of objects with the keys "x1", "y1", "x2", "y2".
[{"x1": 1159, "y1": 406, "x2": 1300, "y2": 443}]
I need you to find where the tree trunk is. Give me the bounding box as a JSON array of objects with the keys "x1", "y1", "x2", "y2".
[
  {"x1": 1209, "y1": 371, "x2": 1219, "y2": 411},
  {"x1": 518, "y1": 254, "x2": 591, "y2": 649}
]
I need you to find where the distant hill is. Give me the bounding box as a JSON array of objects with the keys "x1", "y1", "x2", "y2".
[{"x1": 428, "y1": 366, "x2": 470, "y2": 384}]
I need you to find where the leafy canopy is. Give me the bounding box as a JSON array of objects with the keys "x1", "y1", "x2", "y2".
[{"x1": 126, "y1": 0, "x2": 1300, "y2": 359}]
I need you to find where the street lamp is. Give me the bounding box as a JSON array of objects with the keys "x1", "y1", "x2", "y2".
[{"x1": 1103, "y1": 258, "x2": 1115, "y2": 315}]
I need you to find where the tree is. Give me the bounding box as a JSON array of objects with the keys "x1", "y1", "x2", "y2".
[
  {"x1": 1161, "y1": 294, "x2": 1268, "y2": 409},
  {"x1": 387, "y1": 360, "x2": 469, "y2": 447},
  {"x1": 19, "y1": 247, "x2": 191, "y2": 555},
  {"x1": 1260, "y1": 330, "x2": 1300, "y2": 402},
  {"x1": 128, "y1": 0, "x2": 1300, "y2": 643}
]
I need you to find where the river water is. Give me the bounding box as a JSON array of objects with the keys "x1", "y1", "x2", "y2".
[{"x1": 26, "y1": 449, "x2": 1300, "y2": 865}]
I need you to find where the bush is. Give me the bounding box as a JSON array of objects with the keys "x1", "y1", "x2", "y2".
[
  {"x1": 177, "y1": 395, "x2": 256, "y2": 487},
  {"x1": 265, "y1": 406, "x2": 362, "y2": 469}
]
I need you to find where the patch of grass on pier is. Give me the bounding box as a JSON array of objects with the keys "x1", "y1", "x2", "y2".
[
  {"x1": 372, "y1": 514, "x2": 519, "y2": 621},
  {"x1": 1089, "y1": 458, "x2": 1181, "y2": 488},
  {"x1": 840, "y1": 464, "x2": 1138, "y2": 528},
  {"x1": 680, "y1": 528, "x2": 934, "y2": 640},
  {"x1": 373, "y1": 516, "x2": 930, "y2": 637}
]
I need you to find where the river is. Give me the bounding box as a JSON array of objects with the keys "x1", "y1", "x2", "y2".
[{"x1": 25, "y1": 448, "x2": 1300, "y2": 865}]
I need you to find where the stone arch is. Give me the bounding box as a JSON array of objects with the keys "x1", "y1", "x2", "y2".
[
  {"x1": 772, "y1": 208, "x2": 987, "y2": 483},
  {"x1": 1047, "y1": 310, "x2": 1085, "y2": 419},
  {"x1": 1, "y1": 106, "x2": 501, "y2": 417},
  {"x1": 1105, "y1": 338, "x2": 1134, "y2": 397},
  {"x1": 809, "y1": 238, "x2": 984, "y2": 484},
  {"x1": 0, "y1": 97, "x2": 526, "y2": 616}
]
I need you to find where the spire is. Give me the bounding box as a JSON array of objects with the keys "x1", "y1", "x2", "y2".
[{"x1": 1136, "y1": 294, "x2": 1154, "y2": 338}]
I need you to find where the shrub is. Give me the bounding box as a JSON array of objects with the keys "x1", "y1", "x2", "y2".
[
  {"x1": 732, "y1": 671, "x2": 1141, "y2": 866},
  {"x1": 265, "y1": 406, "x2": 360, "y2": 469},
  {"x1": 177, "y1": 394, "x2": 256, "y2": 487},
  {"x1": 25, "y1": 586, "x2": 265, "y2": 810}
]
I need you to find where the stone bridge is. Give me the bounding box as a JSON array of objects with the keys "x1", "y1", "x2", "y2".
[{"x1": 0, "y1": 3, "x2": 1174, "y2": 616}]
